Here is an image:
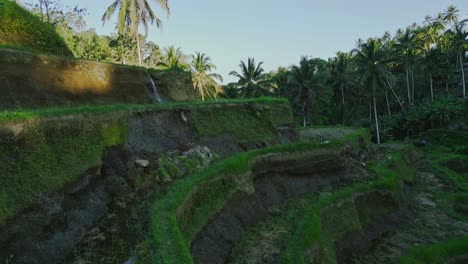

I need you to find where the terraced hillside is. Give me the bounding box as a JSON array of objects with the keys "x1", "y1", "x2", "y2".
[{"x1": 0, "y1": 98, "x2": 297, "y2": 264}]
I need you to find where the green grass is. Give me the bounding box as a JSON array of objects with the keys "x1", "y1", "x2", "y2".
[
  {"x1": 0, "y1": 0, "x2": 72, "y2": 56},
  {"x1": 0, "y1": 97, "x2": 288, "y2": 122},
  {"x1": 399, "y1": 236, "x2": 468, "y2": 264},
  {"x1": 0, "y1": 116, "x2": 128, "y2": 224},
  {"x1": 423, "y1": 148, "x2": 468, "y2": 222},
  {"x1": 281, "y1": 147, "x2": 412, "y2": 264},
  {"x1": 150, "y1": 129, "x2": 368, "y2": 264}
]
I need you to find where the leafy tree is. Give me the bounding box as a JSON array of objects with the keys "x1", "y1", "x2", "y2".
[
  {"x1": 190, "y1": 52, "x2": 222, "y2": 101},
  {"x1": 229, "y1": 58, "x2": 272, "y2": 98},
  {"x1": 102, "y1": 0, "x2": 169, "y2": 66},
  {"x1": 142, "y1": 41, "x2": 162, "y2": 67}
]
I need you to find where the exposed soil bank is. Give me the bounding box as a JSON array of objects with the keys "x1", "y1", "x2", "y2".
[
  {"x1": 190, "y1": 146, "x2": 373, "y2": 264},
  {"x1": 0, "y1": 101, "x2": 296, "y2": 264}
]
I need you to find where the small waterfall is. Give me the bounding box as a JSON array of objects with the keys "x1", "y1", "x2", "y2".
[{"x1": 145, "y1": 72, "x2": 163, "y2": 103}]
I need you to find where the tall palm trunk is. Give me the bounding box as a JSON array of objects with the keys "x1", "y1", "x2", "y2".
[
  {"x1": 369, "y1": 103, "x2": 372, "y2": 123},
  {"x1": 387, "y1": 80, "x2": 405, "y2": 112},
  {"x1": 385, "y1": 91, "x2": 391, "y2": 118},
  {"x1": 406, "y1": 67, "x2": 411, "y2": 104},
  {"x1": 302, "y1": 101, "x2": 307, "y2": 127},
  {"x1": 38, "y1": 0, "x2": 44, "y2": 20},
  {"x1": 459, "y1": 52, "x2": 466, "y2": 99},
  {"x1": 373, "y1": 80, "x2": 381, "y2": 145},
  {"x1": 340, "y1": 83, "x2": 345, "y2": 125},
  {"x1": 411, "y1": 68, "x2": 415, "y2": 102},
  {"x1": 340, "y1": 84, "x2": 345, "y2": 106},
  {"x1": 446, "y1": 76, "x2": 449, "y2": 94},
  {"x1": 136, "y1": 37, "x2": 142, "y2": 66},
  {"x1": 429, "y1": 73, "x2": 434, "y2": 101}
]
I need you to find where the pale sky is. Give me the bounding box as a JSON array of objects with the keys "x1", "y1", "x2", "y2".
[{"x1": 58, "y1": 0, "x2": 468, "y2": 83}]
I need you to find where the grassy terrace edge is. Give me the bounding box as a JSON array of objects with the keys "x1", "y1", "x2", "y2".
[
  {"x1": 149, "y1": 129, "x2": 369, "y2": 264},
  {"x1": 399, "y1": 236, "x2": 468, "y2": 264},
  {"x1": 0, "y1": 97, "x2": 288, "y2": 122},
  {"x1": 281, "y1": 146, "x2": 415, "y2": 263}
]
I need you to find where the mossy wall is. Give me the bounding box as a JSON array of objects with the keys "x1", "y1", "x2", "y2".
[
  {"x1": 0, "y1": 48, "x2": 196, "y2": 109},
  {"x1": 0, "y1": 0, "x2": 72, "y2": 56}
]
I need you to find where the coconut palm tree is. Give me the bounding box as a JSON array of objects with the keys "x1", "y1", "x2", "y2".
[
  {"x1": 190, "y1": 52, "x2": 223, "y2": 101},
  {"x1": 159, "y1": 46, "x2": 189, "y2": 69},
  {"x1": 229, "y1": 58, "x2": 271, "y2": 98},
  {"x1": 102, "y1": 0, "x2": 169, "y2": 66},
  {"x1": 422, "y1": 47, "x2": 442, "y2": 101},
  {"x1": 395, "y1": 28, "x2": 419, "y2": 104},
  {"x1": 444, "y1": 19, "x2": 468, "y2": 99},
  {"x1": 329, "y1": 52, "x2": 354, "y2": 124},
  {"x1": 353, "y1": 39, "x2": 394, "y2": 144},
  {"x1": 289, "y1": 57, "x2": 328, "y2": 127}
]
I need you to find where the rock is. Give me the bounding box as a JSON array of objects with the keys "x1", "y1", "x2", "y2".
[
  {"x1": 417, "y1": 196, "x2": 436, "y2": 207},
  {"x1": 123, "y1": 256, "x2": 137, "y2": 264},
  {"x1": 135, "y1": 159, "x2": 150, "y2": 168}
]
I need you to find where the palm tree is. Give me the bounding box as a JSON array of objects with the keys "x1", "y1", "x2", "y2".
[
  {"x1": 159, "y1": 46, "x2": 189, "y2": 69},
  {"x1": 354, "y1": 39, "x2": 393, "y2": 144},
  {"x1": 443, "y1": 5, "x2": 459, "y2": 27},
  {"x1": 452, "y1": 19, "x2": 468, "y2": 99},
  {"x1": 190, "y1": 52, "x2": 223, "y2": 101},
  {"x1": 271, "y1": 67, "x2": 290, "y2": 98},
  {"x1": 395, "y1": 28, "x2": 419, "y2": 104},
  {"x1": 102, "y1": 0, "x2": 169, "y2": 66},
  {"x1": 422, "y1": 47, "x2": 442, "y2": 101},
  {"x1": 329, "y1": 52, "x2": 354, "y2": 124},
  {"x1": 289, "y1": 57, "x2": 328, "y2": 127},
  {"x1": 220, "y1": 83, "x2": 240, "y2": 99},
  {"x1": 229, "y1": 58, "x2": 271, "y2": 98}
]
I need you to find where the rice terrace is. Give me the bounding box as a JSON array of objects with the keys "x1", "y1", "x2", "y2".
[{"x1": 0, "y1": 0, "x2": 467, "y2": 263}]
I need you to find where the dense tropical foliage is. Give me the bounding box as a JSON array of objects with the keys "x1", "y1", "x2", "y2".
[{"x1": 226, "y1": 6, "x2": 467, "y2": 142}]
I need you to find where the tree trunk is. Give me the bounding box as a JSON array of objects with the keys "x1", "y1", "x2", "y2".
[
  {"x1": 387, "y1": 80, "x2": 405, "y2": 112},
  {"x1": 430, "y1": 73, "x2": 434, "y2": 101},
  {"x1": 136, "y1": 37, "x2": 142, "y2": 66},
  {"x1": 302, "y1": 101, "x2": 307, "y2": 128},
  {"x1": 385, "y1": 91, "x2": 391, "y2": 118},
  {"x1": 39, "y1": 0, "x2": 43, "y2": 20},
  {"x1": 340, "y1": 83, "x2": 345, "y2": 125},
  {"x1": 460, "y1": 52, "x2": 466, "y2": 99},
  {"x1": 406, "y1": 68, "x2": 411, "y2": 104},
  {"x1": 45, "y1": 1, "x2": 50, "y2": 23},
  {"x1": 373, "y1": 94, "x2": 381, "y2": 144},
  {"x1": 446, "y1": 76, "x2": 449, "y2": 94},
  {"x1": 369, "y1": 102, "x2": 372, "y2": 123},
  {"x1": 411, "y1": 68, "x2": 415, "y2": 102},
  {"x1": 340, "y1": 84, "x2": 345, "y2": 106}
]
